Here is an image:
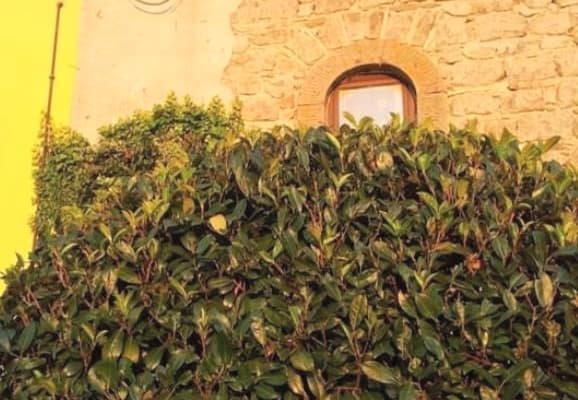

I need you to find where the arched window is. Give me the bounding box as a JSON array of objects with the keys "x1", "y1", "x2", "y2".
[{"x1": 325, "y1": 65, "x2": 416, "y2": 129}]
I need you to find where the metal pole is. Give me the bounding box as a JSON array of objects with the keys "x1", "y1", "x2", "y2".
[
  {"x1": 41, "y1": 1, "x2": 64, "y2": 168},
  {"x1": 35, "y1": 2, "x2": 63, "y2": 250}
]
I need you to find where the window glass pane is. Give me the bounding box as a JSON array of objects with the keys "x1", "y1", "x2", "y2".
[{"x1": 338, "y1": 84, "x2": 404, "y2": 126}]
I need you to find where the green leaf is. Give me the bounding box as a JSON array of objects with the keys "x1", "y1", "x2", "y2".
[
  {"x1": 17, "y1": 322, "x2": 37, "y2": 353},
  {"x1": 89, "y1": 359, "x2": 119, "y2": 392},
  {"x1": 398, "y1": 291, "x2": 418, "y2": 319},
  {"x1": 502, "y1": 290, "x2": 518, "y2": 312},
  {"x1": 0, "y1": 329, "x2": 12, "y2": 353},
  {"x1": 479, "y1": 386, "x2": 499, "y2": 400},
  {"x1": 290, "y1": 350, "x2": 315, "y2": 372},
  {"x1": 211, "y1": 332, "x2": 233, "y2": 366},
  {"x1": 63, "y1": 361, "x2": 84, "y2": 377},
  {"x1": 349, "y1": 294, "x2": 368, "y2": 330},
  {"x1": 169, "y1": 277, "x2": 189, "y2": 300},
  {"x1": 399, "y1": 384, "x2": 418, "y2": 400},
  {"x1": 251, "y1": 318, "x2": 268, "y2": 347},
  {"x1": 418, "y1": 192, "x2": 439, "y2": 214},
  {"x1": 503, "y1": 359, "x2": 535, "y2": 384},
  {"x1": 102, "y1": 330, "x2": 125, "y2": 360},
  {"x1": 361, "y1": 361, "x2": 398, "y2": 385},
  {"x1": 117, "y1": 265, "x2": 141, "y2": 284},
  {"x1": 307, "y1": 373, "x2": 326, "y2": 398},
  {"x1": 535, "y1": 273, "x2": 555, "y2": 308},
  {"x1": 287, "y1": 368, "x2": 306, "y2": 396},
  {"x1": 116, "y1": 241, "x2": 137, "y2": 263},
  {"x1": 553, "y1": 245, "x2": 578, "y2": 257},
  {"x1": 228, "y1": 199, "x2": 247, "y2": 222},
  {"x1": 254, "y1": 383, "x2": 278, "y2": 399},
  {"x1": 415, "y1": 288, "x2": 443, "y2": 319},
  {"x1": 144, "y1": 347, "x2": 164, "y2": 370},
  {"x1": 123, "y1": 336, "x2": 140, "y2": 363},
  {"x1": 423, "y1": 335, "x2": 445, "y2": 360},
  {"x1": 321, "y1": 275, "x2": 342, "y2": 302}
]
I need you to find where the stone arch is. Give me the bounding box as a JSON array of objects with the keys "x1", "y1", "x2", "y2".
[{"x1": 295, "y1": 39, "x2": 449, "y2": 129}]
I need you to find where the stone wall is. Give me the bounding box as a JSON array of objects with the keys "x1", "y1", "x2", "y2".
[
  {"x1": 71, "y1": 0, "x2": 578, "y2": 160},
  {"x1": 225, "y1": 0, "x2": 578, "y2": 160}
]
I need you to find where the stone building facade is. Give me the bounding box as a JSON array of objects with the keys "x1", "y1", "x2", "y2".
[{"x1": 72, "y1": 0, "x2": 578, "y2": 160}]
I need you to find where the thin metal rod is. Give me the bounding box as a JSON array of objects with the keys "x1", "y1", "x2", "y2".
[
  {"x1": 41, "y1": 1, "x2": 64, "y2": 168},
  {"x1": 35, "y1": 2, "x2": 63, "y2": 250}
]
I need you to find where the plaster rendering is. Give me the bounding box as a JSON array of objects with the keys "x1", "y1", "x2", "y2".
[{"x1": 71, "y1": 0, "x2": 241, "y2": 140}]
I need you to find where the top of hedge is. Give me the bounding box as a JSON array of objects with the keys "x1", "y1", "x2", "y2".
[{"x1": 1, "y1": 99, "x2": 578, "y2": 399}]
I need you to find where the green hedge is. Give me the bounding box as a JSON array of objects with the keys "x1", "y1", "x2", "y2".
[
  {"x1": 33, "y1": 94, "x2": 242, "y2": 240},
  {"x1": 3, "y1": 111, "x2": 578, "y2": 399}
]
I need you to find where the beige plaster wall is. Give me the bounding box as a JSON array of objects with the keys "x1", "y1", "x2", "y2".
[
  {"x1": 72, "y1": 0, "x2": 578, "y2": 161},
  {"x1": 71, "y1": 0, "x2": 241, "y2": 141}
]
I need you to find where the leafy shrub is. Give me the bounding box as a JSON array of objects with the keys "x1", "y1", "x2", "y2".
[
  {"x1": 3, "y1": 115, "x2": 578, "y2": 399},
  {"x1": 33, "y1": 126, "x2": 94, "y2": 239},
  {"x1": 33, "y1": 94, "x2": 242, "y2": 242}
]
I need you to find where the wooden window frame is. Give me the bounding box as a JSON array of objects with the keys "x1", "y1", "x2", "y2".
[{"x1": 326, "y1": 72, "x2": 416, "y2": 130}]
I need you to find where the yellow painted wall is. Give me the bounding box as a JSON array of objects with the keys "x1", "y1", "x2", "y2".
[{"x1": 0, "y1": 1, "x2": 80, "y2": 290}]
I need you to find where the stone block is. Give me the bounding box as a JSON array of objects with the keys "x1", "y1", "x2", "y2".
[
  {"x1": 233, "y1": 74, "x2": 263, "y2": 95},
  {"x1": 366, "y1": 11, "x2": 385, "y2": 39},
  {"x1": 529, "y1": 11, "x2": 574, "y2": 35},
  {"x1": 467, "y1": 12, "x2": 527, "y2": 42},
  {"x1": 462, "y1": 43, "x2": 499, "y2": 59},
  {"x1": 412, "y1": 10, "x2": 438, "y2": 46},
  {"x1": 554, "y1": 0, "x2": 578, "y2": 6},
  {"x1": 382, "y1": 11, "x2": 415, "y2": 42},
  {"x1": 243, "y1": 95, "x2": 280, "y2": 121},
  {"x1": 450, "y1": 91, "x2": 501, "y2": 116},
  {"x1": 286, "y1": 29, "x2": 326, "y2": 65},
  {"x1": 442, "y1": 0, "x2": 515, "y2": 16},
  {"x1": 501, "y1": 88, "x2": 545, "y2": 113},
  {"x1": 249, "y1": 25, "x2": 291, "y2": 46},
  {"x1": 344, "y1": 12, "x2": 365, "y2": 41},
  {"x1": 431, "y1": 14, "x2": 470, "y2": 47},
  {"x1": 358, "y1": 0, "x2": 395, "y2": 9},
  {"x1": 514, "y1": 110, "x2": 576, "y2": 143},
  {"x1": 540, "y1": 35, "x2": 574, "y2": 49},
  {"x1": 557, "y1": 78, "x2": 578, "y2": 106},
  {"x1": 316, "y1": 15, "x2": 349, "y2": 49},
  {"x1": 314, "y1": 0, "x2": 356, "y2": 14},
  {"x1": 556, "y1": 51, "x2": 578, "y2": 76},
  {"x1": 523, "y1": 0, "x2": 552, "y2": 8},
  {"x1": 506, "y1": 57, "x2": 558, "y2": 89},
  {"x1": 448, "y1": 59, "x2": 505, "y2": 87}
]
